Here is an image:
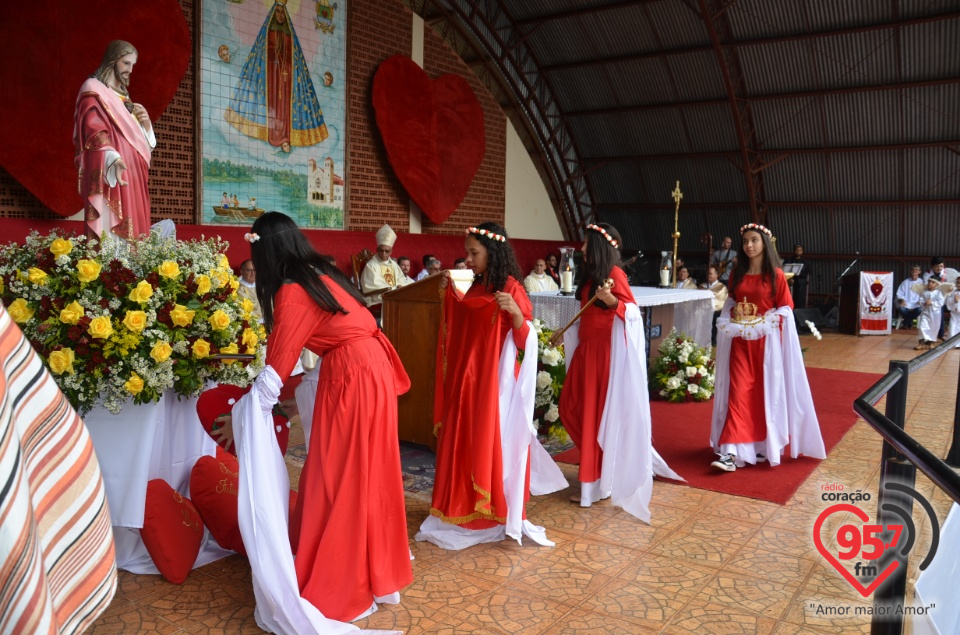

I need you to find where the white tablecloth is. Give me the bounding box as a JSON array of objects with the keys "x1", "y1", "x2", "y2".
[
  {"x1": 530, "y1": 286, "x2": 715, "y2": 349},
  {"x1": 83, "y1": 391, "x2": 230, "y2": 572}
]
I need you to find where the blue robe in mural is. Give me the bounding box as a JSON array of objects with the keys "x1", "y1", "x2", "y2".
[{"x1": 224, "y1": 1, "x2": 327, "y2": 148}]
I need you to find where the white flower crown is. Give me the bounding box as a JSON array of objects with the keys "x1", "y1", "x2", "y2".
[
  {"x1": 586, "y1": 224, "x2": 619, "y2": 249},
  {"x1": 465, "y1": 226, "x2": 506, "y2": 243},
  {"x1": 740, "y1": 223, "x2": 772, "y2": 237},
  {"x1": 244, "y1": 232, "x2": 260, "y2": 243}
]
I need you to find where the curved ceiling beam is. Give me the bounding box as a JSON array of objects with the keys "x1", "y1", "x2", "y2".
[
  {"x1": 697, "y1": 0, "x2": 764, "y2": 222},
  {"x1": 408, "y1": 0, "x2": 592, "y2": 239}
]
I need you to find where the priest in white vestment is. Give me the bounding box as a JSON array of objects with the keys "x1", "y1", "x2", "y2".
[
  {"x1": 524, "y1": 259, "x2": 559, "y2": 294},
  {"x1": 236, "y1": 259, "x2": 263, "y2": 323},
  {"x1": 360, "y1": 224, "x2": 411, "y2": 307}
]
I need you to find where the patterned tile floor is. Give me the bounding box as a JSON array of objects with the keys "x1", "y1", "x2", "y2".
[{"x1": 89, "y1": 330, "x2": 959, "y2": 634}]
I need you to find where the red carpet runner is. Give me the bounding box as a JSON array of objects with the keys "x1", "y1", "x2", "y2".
[{"x1": 552, "y1": 367, "x2": 882, "y2": 505}]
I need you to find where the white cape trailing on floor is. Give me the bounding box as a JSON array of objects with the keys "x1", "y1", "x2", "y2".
[
  {"x1": 233, "y1": 366, "x2": 399, "y2": 635},
  {"x1": 417, "y1": 323, "x2": 568, "y2": 550},
  {"x1": 711, "y1": 300, "x2": 826, "y2": 466},
  {"x1": 563, "y1": 303, "x2": 684, "y2": 522}
]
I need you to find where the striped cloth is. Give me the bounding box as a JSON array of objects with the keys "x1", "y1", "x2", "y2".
[{"x1": 0, "y1": 305, "x2": 117, "y2": 634}]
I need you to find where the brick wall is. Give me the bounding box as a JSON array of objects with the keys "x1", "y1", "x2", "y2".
[{"x1": 0, "y1": 0, "x2": 508, "y2": 238}]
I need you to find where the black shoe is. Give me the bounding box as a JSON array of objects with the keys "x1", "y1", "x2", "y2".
[
  {"x1": 711, "y1": 454, "x2": 737, "y2": 472},
  {"x1": 756, "y1": 453, "x2": 767, "y2": 463}
]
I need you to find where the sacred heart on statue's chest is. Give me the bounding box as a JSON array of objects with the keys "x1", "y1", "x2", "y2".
[{"x1": 372, "y1": 55, "x2": 486, "y2": 225}]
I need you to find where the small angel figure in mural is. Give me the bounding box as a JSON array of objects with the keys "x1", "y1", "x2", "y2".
[
  {"x1": 217, "y1": 44, "x2": 231, "y2": 63},
  {"x1": 323, "y1": 71, "x2": 334, "y2": 87},
  {"x1": 224, "y1": 0, "x2": 328, "y2": 149}
]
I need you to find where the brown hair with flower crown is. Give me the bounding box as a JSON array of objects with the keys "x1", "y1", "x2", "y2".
[{"x1": 730, "y1": 223, "x2": 782, "y2": 301}]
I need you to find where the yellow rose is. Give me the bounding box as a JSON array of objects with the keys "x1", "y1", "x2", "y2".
[
  {"x1": 48, "y1": 348, "x2": 76, "y2": 375},
  {"x1": 50, "y1": 238, "x2": 73, "y2": 258},
  {"x1": 218, "y1": 254, "x2": 231, "y2": 271},
  {"x1": 158, "y1": 260, "x2": 181, "y2": 280},
  {"x1": 8, "y1": 298, "x2": 34, "y2": 323},
  {"x1": 245, "y1": 346, "x2": 257, "y2": 355},
  {"x1": 128, "y1": 280, "x2": 154, "y2": 304},
  {"x1": 27, "y1": 268, "x2": 48, "y2": 285},
  {"x1": 211, "y1": 270, "x2": 228, "y2": 289},
  {"x1": 192, "y1": 339, "x2": 211, "y2": 359},
  {"x1": 195, "y1": 274, "x2": 212, "y2": 295},
  {"x1": 170, "y1": 304, "x2": 196, "y2": 327},
  {"x1": 227, "y1": 276, "x2": 239, "y2": 292},
  {"x1": 150, "y1": 340, "x2": 173, "y2": 363},
  {"x1": 208, "y1": 309, "x2": 230, "y2": 331},
  {"x1": 241, "y1": 298, "x2": 254, "y2": 315},
  {"x1": 220, "y1": 342, "x2": 239, "y2": 364},
  {"x1": 87, "y1": 315, "x2": 114, "y2": 339},
  {"x1": 59, "y1": 300, "x2": 85, "y2": 325},
  {"x1": 241, "y1": 328, "x2": 259, "y2": 348},
  {"x1": 122, "y1": 310, "x2": 148, "y2": 332},
  {"x1": 76, "y1": 259, "x2": 102, "y2": 283},
  {"x1": 124, "y1": 372, "x2": 145, "y2": 395}
]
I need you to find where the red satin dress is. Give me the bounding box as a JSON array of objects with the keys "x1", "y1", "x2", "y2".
[
  {"x1": 430, "y1": 276, "x2": 532, "y2": 529},
  {"x1": 266, "y1": 278, "x2": 412, "y2": 622},
  {"x1": 558, "y1": 266, "x2": 634, "y2": 483},
  {"x1": 720, "y1": 268, "x2": 793, "y2": 445}
]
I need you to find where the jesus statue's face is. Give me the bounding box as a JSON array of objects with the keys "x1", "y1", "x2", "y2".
[{"x1": 113, "y1": 53, "x2": 137, "y2": 90}]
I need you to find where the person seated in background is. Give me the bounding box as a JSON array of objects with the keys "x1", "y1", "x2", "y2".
[
  {"x1": 895, "y1": 265, "x2": 923, "y2": 329},
  {"x1": 524, "y1": 258, "x2": 560, "y2": 293},
  {"x1": 710, "y1": 236, "x2": 737, "y2": 284},
  {"x1": 453, "y1": 258, "x2": 468, "y2": 270},
  {"x1": 545, "y1": 253, "x2": 561, "y2": 286},
  {"x1": 700, "y1": 264, "x2": 728, "y2": 346},
  {"x1": 397, "y1": 256, "x2": 415, "y2": 284},
  {"x1": 236, "y1": 259, "x2": 263, "y2": 323},
  {"x1": 425, "y1": 258, "x2": 442, "y2": 276},
  {"x1": 415, "y1": 254, "x2": 435, "y2": 281},
  {"x1": 674, "y1": 266, "x2": 697, "y2": 289}
]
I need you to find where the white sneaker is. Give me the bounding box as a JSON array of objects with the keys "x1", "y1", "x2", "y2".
[
  {"x1": 756, "y1": 453, "x2": 767, "y2": 463},
  {"x1": 711, "y1": 454, "x2": 737, "y2": 472}
]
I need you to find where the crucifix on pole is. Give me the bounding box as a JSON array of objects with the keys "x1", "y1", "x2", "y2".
[{"x1": 671, "y1": 181, "x2": 683, "y2": 286}]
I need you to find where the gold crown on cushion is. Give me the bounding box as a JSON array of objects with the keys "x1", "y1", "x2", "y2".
[{"x1": 732, "y1": 297, "x2": 762, "y2": 325}]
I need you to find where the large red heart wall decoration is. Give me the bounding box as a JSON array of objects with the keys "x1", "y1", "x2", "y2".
[
  {"x1": 372, "y1": 55, "x2": 485, "y2": 225},
  {"x1": 0, "y1": 1, "x2": 190, "y2": 216}
]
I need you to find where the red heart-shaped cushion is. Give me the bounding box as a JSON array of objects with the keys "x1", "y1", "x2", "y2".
[
  {"x1": 140, "y1": 479, "x2": 204, "y2": 584},
  {"x1": 372, "y1": 55, "x2": 485, "y2": 224},
  {"x1": 197, "y1": 384, "x2": 290, "y2": 456},
  {"x1": 190, "y1": 454, "x2": 245, "y2": 555},
  {"x1": 0, "y1": 1, "x2": 190, "y2": 216}
]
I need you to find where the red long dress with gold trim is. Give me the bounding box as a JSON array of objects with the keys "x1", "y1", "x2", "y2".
[
  {"x1": 721, "y1": 268, "x2": 793, "y2": 446},
  {"x1": 558, "y1": 266, "x2": 633, "y2": 483},
  {"x1": 266, "y1": 279, "x2": 412, "y2": 622},
  {"x1": 429, "y1": 276, "x2": 532, "y2": 529}
]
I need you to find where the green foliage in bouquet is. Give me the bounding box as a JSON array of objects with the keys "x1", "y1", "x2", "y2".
[
  {"x1": 0, "y1": 230, "x2": 265, "y2": 415},
  {"x1": 649, "y1": 328, "x2": 715, "y2": 403},
  {"x1": 532, "y1": 319, "x2": 569, "y2": 443}
]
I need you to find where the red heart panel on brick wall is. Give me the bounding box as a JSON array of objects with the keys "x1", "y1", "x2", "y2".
[
  {"x1": 372, "y1": 55, "x2": 485, "y2": 225},
  {"x1": 0, "y1": 1, "x2": 190, "y2": 216}
]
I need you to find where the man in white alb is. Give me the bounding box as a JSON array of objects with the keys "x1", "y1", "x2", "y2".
[
  {"x1": 524, "y1": 259, "x2": 559, "y2": 293},
  {"x1": 360, "y1": 224, "x2": 410, "y2": 307}
]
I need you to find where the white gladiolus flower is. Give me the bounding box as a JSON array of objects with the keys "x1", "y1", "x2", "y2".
[
  {"x1": 536, "y1": 371, "x2": 552, "y2": 390},
  {"x1": 541, "y1": 347, "x2": 562, "y2": 366},
  {"x1": 688, "y1": 384, "x2": 699, "y2": 394},
  {"x1": 544, "y1": 403, "x2": 560, "y2": 422},
  {"x1": 686, "y1": 366, "x2": 697, "y2": 377}
]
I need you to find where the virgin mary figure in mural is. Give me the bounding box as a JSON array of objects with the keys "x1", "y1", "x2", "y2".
[{"x1": 224, "y1": 0, "x2": 328, "y2": 149}]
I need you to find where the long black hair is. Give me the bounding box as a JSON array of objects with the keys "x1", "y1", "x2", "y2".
[
  {"x1": 469, "y1": 221, "x2": 523, "y2": 293},
  {"x1": 728, "y1": 227, "x2": 782, "y2": 301},
  {"x1": 249, "y1": 212, "x2": 365, "y2": 330},
  {"x1": 577, "y1": 222, "x2": 622, "y2": 301}
]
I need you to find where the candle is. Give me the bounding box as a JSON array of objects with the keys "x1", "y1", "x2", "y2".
[
  {"x1": 561, "y1": 271, "x2": 573, "y2": 292},
  {"x1": 660, "y1": 269, "x2": 670, "y2": 287}
]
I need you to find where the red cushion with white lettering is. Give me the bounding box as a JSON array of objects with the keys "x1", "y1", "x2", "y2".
[
  {"x1": 140, "y1": 479, "x2": 204, "y2": 584},
  {"x1": 189, "y1": 454, "x2": 245, "y2": 555}
]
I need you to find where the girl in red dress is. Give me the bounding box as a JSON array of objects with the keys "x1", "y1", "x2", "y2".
[
  {"x1": 417, "y1": 222, "x2": 566, "y2": 550},
  {"x1": 236, "y1": 212, "x2": 412, "y2": 627},
  {"x1": 710, "y1": 223, "x2": 825, "y2": 472},
  {"x1": 558, "y1": 223, "x2": 681, "y2": 521}
]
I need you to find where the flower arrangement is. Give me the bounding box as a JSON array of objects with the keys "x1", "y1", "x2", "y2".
[
  {"x1": 531, "y1": 319, "x2": 568, "y2": 442},
  {"x1": 0, "y1": 229, "x2": 265, "y2": 415},
  {"x1": 649, "y1": 328, "x2": 715, "y2": 402}
]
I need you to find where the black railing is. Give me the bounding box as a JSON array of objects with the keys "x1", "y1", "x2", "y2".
[{"x1": 852, "y1": 331, "x2": 960, "y2": 635}]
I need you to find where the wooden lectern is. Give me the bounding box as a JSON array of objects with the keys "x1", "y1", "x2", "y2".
[
  {"x1": 381, "y1": 275, "x2": 442, "y2": 451},
  {"x1": 838, "y1": 273, "x2": 860, "y2": 335}
]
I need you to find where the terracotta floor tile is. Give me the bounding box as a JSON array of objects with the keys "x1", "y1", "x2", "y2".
[
  {"x1": 85, "y1": 597, "x2": 181, "y2": 634},
  {"x1": 770, "y1": 621, "x2": 833, "y2": 634},
  {"x1": 583, "y1": 512, "x2": 674, "y2": 550},
  {"x1": 350, "y1": 597, "x2": 446, "y2": 634},
  {"x1": 724, "y1": 547, "x2": 818, "y2": 585},
  {"x1": 647, "y1": 529, "x2": 743, "y2": 566},
  {"x1": 139, "y1": 577, "x2": 257, "y2": 629},
  {"x1": 114, "y1": 570, "x2": 179, "y2": 603},
  {"x1": 399, "y1": 564, "x2": 500, "y2": 616},
  {"x1": 436, "y1": 540, "x2": 531, "y2": 583},
  {"x1": 683, "y1": 514, "x2": 764, "y2": 544},
  {"x1": 663, "y1": 597, "x2": 779, "y2": 634},
  {"x1": 503, "y1": 561, "x2": 615, "y2": 605},
  {"x1": 743, "y1": 526, "x2": 820, "y2": 561},
  {"x1": 698, "y1": 571, "x2": 802, "y2": 619},
  {"x1": 195, "y1": 554, "x2": 252, "y2": 589},
  {"x1": 618, "y1": 552, "x2": 719, "y2": 595},
  {"x1": 435, "y1": 589, "x2": 572, "y2": 634},
  {"x1": 530, "y1": 535, "x2": 641, "y2": 576},
  {"x1": 577, "y1": 577, "x2": 690, "y2": 630},
  {"x1": 541, "y1": 608, "x2": 658, "y2": 634}
]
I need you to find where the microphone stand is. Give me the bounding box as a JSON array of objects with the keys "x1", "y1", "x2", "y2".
[{"x1": 835, "y1": 252, "x2": 860, "y2": 331}]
